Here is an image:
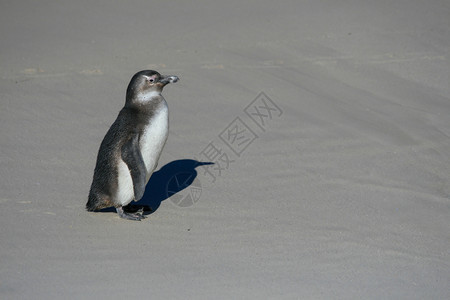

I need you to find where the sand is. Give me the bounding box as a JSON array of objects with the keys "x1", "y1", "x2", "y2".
[{"x1": 1, "y1": 0, "x2": 449, "y2": 298}]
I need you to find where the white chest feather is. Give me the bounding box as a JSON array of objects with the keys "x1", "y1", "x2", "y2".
[
  {"x1": 116, "y1": 160, "x2": 134, "y2": 205},
  {"x1": 140, "y1": 103, "x2": 169, "y2": 181}
]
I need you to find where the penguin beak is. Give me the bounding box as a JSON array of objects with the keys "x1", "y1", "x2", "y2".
[{"x1": 158, "y1": 75, "x2": 179, "y2": 85}]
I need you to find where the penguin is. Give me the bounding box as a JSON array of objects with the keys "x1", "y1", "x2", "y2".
[{"x1": 86, "y1": 70, "x2": 179, "y2": 220}]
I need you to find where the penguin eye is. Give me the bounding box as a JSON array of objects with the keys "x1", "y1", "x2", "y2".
[{"x1": 148, "y1": 78, "x2": 155, "y2": 83}]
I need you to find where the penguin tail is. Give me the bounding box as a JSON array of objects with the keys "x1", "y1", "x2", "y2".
[
  {"x1": 86, "y1": 193, "x2": 97, "y2": 211},
  {"x1": 86, "y1": 190, "x2": 102, "y2": 211},
  {"x1": 86, "y1": 190, "x2": 113, "y2": 211}
]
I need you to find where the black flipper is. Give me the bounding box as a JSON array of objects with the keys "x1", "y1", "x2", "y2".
[{"x1": 121, "y1": 133, "x2": 146, "y2": 201}]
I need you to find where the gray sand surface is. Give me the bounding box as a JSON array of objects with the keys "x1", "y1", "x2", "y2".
[{"x1": 1, "y1": 1, "x2": 449, "y2": 298}]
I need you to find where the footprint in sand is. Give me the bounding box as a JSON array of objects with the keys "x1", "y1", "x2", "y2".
[
  {"x1": 21, "y1": 68, "x2": 44, "y2": 75},
  {"x1": 79, "y1": 68, "x2": 103, "y2": 75}
]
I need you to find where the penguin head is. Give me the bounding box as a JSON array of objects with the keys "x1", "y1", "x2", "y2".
[{"x1": 126, "y1": 70, "x2": 179, "y2": 105}]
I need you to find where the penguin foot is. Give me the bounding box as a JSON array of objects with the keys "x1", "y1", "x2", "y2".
[
  {"x1": 116, "y1": 206, "x2": 145, "y2": 221},
  {"x1": 123, "y1": 204, "x2": 152, "y2": 213}
]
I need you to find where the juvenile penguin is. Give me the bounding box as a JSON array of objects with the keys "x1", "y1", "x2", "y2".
[{"x1": 86, "y1": 70, "x2": 179, "y2": 220}]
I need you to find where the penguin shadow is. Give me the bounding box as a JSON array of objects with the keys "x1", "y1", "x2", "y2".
[
  {"x1": 136, "y1": 159, "x2": 213, "y2": 214},
  {"x1": 94, "y1": 159, "x2": 213, "y2": 216}
]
